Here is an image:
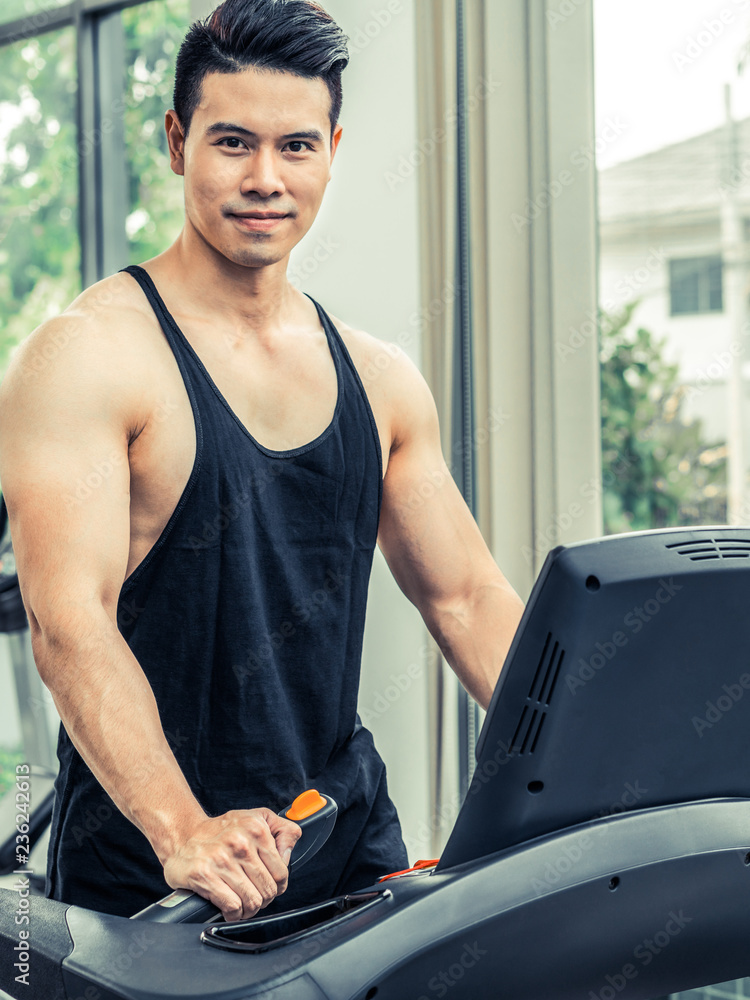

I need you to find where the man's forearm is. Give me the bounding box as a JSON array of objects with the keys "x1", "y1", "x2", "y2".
[
  {"x1": 31, "y1": 609, "x2": 206, "y2": 863},
  {"x1": 423, "y1": 578, "x2": 525, "y2": 710}
]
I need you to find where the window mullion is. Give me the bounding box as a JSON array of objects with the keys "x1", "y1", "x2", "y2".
[
  {"x1": 76, "y1": 6, "x2": 99, "y2": 288},
  {"x1": 77, "y1": 6, "x2": 129, "y2": 288},
  {"x1": 96, "y1": 9, "x2": 129, "y2": 280}
]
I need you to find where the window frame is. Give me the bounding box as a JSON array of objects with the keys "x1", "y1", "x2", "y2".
[{"x1": 0, "y1": 0, "x2": 169, "y2": 288}]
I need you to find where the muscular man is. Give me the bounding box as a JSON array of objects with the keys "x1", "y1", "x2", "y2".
[{"x1": 0, "y1": 0, "x2": 524, "y2": 922}]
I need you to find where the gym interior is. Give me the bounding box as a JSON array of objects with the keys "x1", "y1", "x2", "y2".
[{"x1": 1, "y1": 0, "x2": 749, "y2": 997}]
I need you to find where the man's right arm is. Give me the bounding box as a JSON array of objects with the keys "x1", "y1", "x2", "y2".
[{"x1": 0, "y1": 302, "x2": 299, "y2": 920}]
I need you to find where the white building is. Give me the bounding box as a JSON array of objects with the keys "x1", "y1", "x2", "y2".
[{"x1": 598, "y1": 116, "x2": 750, "y2": 443}]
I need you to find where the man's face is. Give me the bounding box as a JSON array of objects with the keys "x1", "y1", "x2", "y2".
[{"x1": 169, "y1": 66, "x2": 342, "y2": 270}]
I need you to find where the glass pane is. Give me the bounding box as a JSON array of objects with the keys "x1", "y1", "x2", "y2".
[
  {"x1": 593, "y1": 0, "x2": 750, "y2": 535},
  {"x1": 123, "y1": 0, "x2": 190, "y2": 264},
  {"x1": 670, "y1": 257, "x2": 724, "y2": 316},
  {"x1": 0, "y1": 25, "x2": 80, "y2": 376}
]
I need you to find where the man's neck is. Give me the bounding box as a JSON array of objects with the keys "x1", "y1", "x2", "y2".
[{"x1": 148, "y1": 229, "x2": 304, "y2": 346}]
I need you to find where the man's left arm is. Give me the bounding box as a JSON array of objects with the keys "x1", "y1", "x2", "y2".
[{"x1": 376, "y1": 346, "x2": 526, "y2": 711}]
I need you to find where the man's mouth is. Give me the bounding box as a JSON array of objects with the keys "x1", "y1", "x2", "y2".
[
  {"x1": 230, "y1": 212, "x2": 290, "y2": 231},
  {"x1": 233, "y1": 211, "x2": 289, "y2": 219}
]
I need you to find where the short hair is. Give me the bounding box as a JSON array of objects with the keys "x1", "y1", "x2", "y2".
[{"x1": 173, "y1": 0, "x2": 349, "y2": 143}]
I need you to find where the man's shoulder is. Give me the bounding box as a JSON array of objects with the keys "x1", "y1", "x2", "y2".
[
  {"x1": 324, "y1": 310, "x2": 437, "y2": 452},
  {"x1": 325, "y1": 310, "x2": 419, "y2": 391},
  {"x1": 52, "y1": 269, "x2": 152, "y2": 337},
  {"x1": 0, "y1": 270, "x2": 160, "y2": 417},
  {"x1": 7, "y1": 271, "x2": 154, "y2": 378}
]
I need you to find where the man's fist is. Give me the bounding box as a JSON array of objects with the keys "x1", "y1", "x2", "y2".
[{"x1": 162, "y1": 807, "x2": 302, "y2": 921}]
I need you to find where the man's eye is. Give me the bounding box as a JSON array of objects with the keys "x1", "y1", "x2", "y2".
[
  {"x1": 219, "y1": 137, "x2": 245, "y2": 149},
  {"x1": 287, "y1": 141, "x2": 311, "y2": 153}
]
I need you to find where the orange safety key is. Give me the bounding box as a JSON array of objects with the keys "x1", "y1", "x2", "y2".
[{"x1": 279, "y1": 789, "x2": 338, "y2": 870}]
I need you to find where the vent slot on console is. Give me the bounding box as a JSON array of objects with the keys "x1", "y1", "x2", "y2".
[
  {"x1": 507, "y1": 633, "x2": 565, "y2": 757},
  {"x1": 665, "y1": 538, "x2": 750, "y2": 561}
]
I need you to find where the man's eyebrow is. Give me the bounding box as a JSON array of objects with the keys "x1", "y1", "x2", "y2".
[
  {"x1": 205, "y1": 122, "x2": 325, "y2": 143},
  {"x1": 284, "y1": 130, "x2": 325, "y2": 142}
]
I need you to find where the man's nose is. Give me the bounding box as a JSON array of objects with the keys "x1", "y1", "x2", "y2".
[{"x1": 241, "y1": 146, "x2": 286, "y2": 198}]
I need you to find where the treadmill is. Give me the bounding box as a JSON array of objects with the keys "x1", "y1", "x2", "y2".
[{"x1": 1, "y1": 524, "x2": 750, "y2": 999}]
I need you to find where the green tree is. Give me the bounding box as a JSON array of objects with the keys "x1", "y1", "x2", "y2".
[{"x1": 600, "y1": 303, "x2": 727, "y2": 533}]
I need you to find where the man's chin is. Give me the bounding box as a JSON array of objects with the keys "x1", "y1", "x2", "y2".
[{"x1": 221, "y1": 245, "x2": 290, "y2": 270}]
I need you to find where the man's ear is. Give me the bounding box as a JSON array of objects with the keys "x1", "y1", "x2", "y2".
[
  {"x1": 328, "y1": 123, "x2": 343, "y2": 181},
  {"x1": 165, "y1": 110, "x2": 187, "y2": 176}
]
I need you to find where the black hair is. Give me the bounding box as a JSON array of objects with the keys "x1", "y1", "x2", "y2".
[{"x1": 173, "y1": 0, "x2": 349, "y2": 143}]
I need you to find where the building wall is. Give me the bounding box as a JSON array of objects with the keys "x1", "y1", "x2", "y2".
[{"x1": 599, "y1": 229, "x2": 733, "y2": 441}]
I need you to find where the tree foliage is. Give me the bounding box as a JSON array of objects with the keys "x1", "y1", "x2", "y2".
[{"x1": 600, "y1": 303, "x2": 727, "y2": 533}]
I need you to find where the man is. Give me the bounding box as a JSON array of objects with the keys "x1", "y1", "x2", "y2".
[{"x1": 0, "y1": 0, "x2": 524, "y2": 922}]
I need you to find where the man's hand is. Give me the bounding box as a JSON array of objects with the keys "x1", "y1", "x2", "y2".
[{"x1": 162, "y1": 808, "x2": 302, "y2": 922}]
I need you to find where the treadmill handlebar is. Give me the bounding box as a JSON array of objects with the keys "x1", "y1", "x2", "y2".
[{"x1": 131, "y1": 790, "x2": 338, "y2": 924}]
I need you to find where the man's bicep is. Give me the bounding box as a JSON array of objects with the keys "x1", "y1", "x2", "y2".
[
  {"x1": 0, "y1": 319, "x2": 133, "y2": 635},
  {"x1": 377, "y1": 354, "x2": 496, "y2": 614}
]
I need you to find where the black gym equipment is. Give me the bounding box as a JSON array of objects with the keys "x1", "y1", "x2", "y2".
[{"x1": 2, "y1": 524, "x2": 750, "y2": 999}]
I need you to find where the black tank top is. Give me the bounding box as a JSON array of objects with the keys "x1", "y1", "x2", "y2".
[{"x1": 45, "y1": 265, "x2": 407, "y2": 917}]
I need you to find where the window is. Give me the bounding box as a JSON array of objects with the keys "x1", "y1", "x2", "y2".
[
  {"x1": 594, "y1": 0, "x2": 744, "y2": 535},
  {"x1": 0, "y1": 0, "x2": 190, "y2": 328},
  {"x1": 669, "y1": 256, "x2": 723, "y2": 316}
]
